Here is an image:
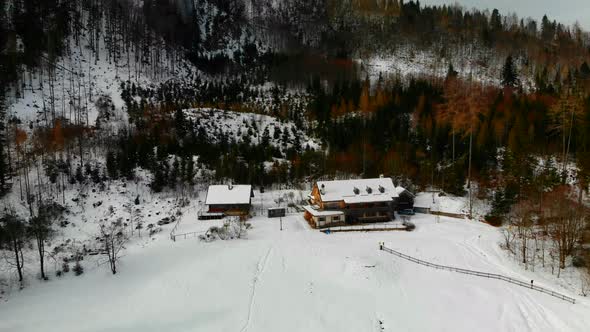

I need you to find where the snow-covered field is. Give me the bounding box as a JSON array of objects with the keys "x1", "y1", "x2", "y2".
[{"x1": 0, "y1": 193, "x2": 588, "y2": 332}]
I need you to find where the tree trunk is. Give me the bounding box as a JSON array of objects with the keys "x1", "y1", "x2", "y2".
[
  {"x1": 468, "y1": 129, "x2": 473, "y2": 218},
  {"x1": 37, "y1": 236, "x2": 46, "y2": 280},
  {"x1": 564, "y1": 109, "x2": 575, "y2": 176},
  {"x1": 13, "y1": 238, "x2": 23, "y2": 282}
]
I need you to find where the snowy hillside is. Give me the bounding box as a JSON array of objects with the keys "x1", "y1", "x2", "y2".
[
  {"x1": 6, "y1": 16, "x2": 199, "y2": 130},
  {"x1": 184, "y1": 108, "x2": 320, "y2": 150},
  {"x1": 358, "y1": 43, "x2": 536, "y2": 89},
  {"x1": 0, "y1": 199, "x2": 588, "y2": 332}
]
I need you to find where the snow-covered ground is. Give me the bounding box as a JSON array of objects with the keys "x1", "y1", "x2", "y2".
[
  {"x1": 414, "y1": 191, "x2": 491, "y2": 221},
  {"x1": 0, "y1": 191, "x2": 588, "y2": 332},
  {"x1": 358, "y1": 44, "x2": 536, "y2": 90},
  {"x1": 184, "y1": 108, "x2": 320, "y2": 150},
  {"x1": 7, "y1": 24, "x2": 199, "y2": 130}
]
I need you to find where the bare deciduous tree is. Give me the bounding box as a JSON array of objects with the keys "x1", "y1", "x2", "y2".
[
  {"x1": 28, "y1": 202, "x2": 61, "y2": 280},
  {"x1": 508, "y1": 200, "x2": 535, "y2": 268},
  {"x1": 0, "y1": 213, "x2": 27, "y2": 285},
  {"x1": 99, "y1": 208, "x2": 128, "y2": 275},
  {"x1": 543, "y1": 187, "x2": 587, "y2": 274}
]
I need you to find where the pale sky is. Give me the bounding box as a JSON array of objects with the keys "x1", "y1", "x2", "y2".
[{"x1": 420, "y1": 0, "x2": 590, "y2": 30}]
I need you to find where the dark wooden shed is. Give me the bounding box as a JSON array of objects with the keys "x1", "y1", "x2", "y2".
[{"x1": 267, "y1": 207, "x2": 286, "y2": 218}]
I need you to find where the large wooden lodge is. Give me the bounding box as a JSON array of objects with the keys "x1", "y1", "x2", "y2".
[{"x1": 304, "y1": 178, "x2": 414, "y2": 228}]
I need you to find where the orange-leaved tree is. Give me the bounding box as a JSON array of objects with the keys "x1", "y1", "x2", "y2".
[{"x1": 436, "y1": 77, "x2": 495, "y2": 217}]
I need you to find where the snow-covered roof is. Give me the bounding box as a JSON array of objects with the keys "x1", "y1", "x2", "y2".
[
  {"x1": 315, "y1": 178, "x2": 408, "y2": 203},
  {"x1": 343, "y1": 196, "x2": 394, "y2": 204},
  {"x1": 206, "y1": 185, "x2": 252, "y2": 205},
  {"x1": 303, "y1": 205, "x2": 344, "y2": 217}
]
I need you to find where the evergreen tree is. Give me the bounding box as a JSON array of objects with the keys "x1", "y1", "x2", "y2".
[
  {"x1": 281, "y1": 128, "x2": 290, "y2": 148},
  {"x1": 501, "y1": 55, "x2": 518, "y2": 87},
  {"x1": 106, "y1": 151, "x2": 118, "y2": 179},
  {"x1": 185, "y1": 156, "x2": 195, "y2": 185},
  {"x1": 169, "y1": 157, "x2": 180, "y2": 188},
  {"x1": 446, "y1": 63, "x2": 458, "y2": 80},
  {"x1": 75, "y1": 165, "x2": 85, "y2": 183},
  {"x1": 174, "y1": 109, "x2": 187, "y2": 138},
  {"x1": 151, "y1": 160, "x2": 167, "y2": 192},
  {"x1": 490, "y1": 9, "x2": 502, "y2": 31},
  {"x1": 580, "y1": 62, "x2": 590, "y2": 79},
  {"x1": 261, "y1": 126, "x2": 271, "y2": 146},
  {"x1": 91, "y1": 165, "x2": 101, "y2": 184}
]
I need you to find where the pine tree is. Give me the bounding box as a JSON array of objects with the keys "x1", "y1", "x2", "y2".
[
  {"x1": 281, "y1": 128, "x2": 290, "y2": 148},
  {"x1": 446, "y1": 63, "x2": 458, "y2": 80},
  {"x1": 169, "y1": 157, "x2": 180, "y2": 188},
  {"x1": 580, "y1": 62, "x2": 590, "y2": 79},
  {"x1": 262, "y1": 126, "x2": 271, "y2": 146},
  {"x1": 185, "y1": 156, "x2": 195, "y2": 185},
  {"x1": 75, "y1": 165, "x2": 85, "y2": 183},
  {"x1": 273, "y1": 126, "x2": 281, "y2": 140},
  {"x1": 501, "y1": 55, "x2": 518, "y2": 87},
  {"x1": 490, "y1": 9, "x2": 502, "y2": 31},
  {"x1": 106, "y1": 151, "x2": 118, "y2": 179}
]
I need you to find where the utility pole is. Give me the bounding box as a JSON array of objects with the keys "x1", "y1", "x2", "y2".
[{"x1": 280, "y1": 216, "x2": 283, "y2": 231}]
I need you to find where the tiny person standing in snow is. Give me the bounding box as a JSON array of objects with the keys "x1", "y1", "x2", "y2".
[{"x1": 531, "y1": 280, "x2": 534, "y2": 288}]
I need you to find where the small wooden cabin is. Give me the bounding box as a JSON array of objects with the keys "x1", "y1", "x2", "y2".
[
  {"x1": 303, "y1": 206, "x2": 344, "y2": 228},
  {"x1": 205, "y1": 184, "x2": 254, "y2": 216},
  {"x1": 267, "y1": 207, "x2": 286, "y2": 218}
]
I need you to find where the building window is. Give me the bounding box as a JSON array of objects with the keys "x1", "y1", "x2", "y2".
[
  {"x1": 333, "y1": 216, "x2": 340, "y2": 221},
  {"x1": 318, "y1": 217, "x2": 326, "y2": 222}
]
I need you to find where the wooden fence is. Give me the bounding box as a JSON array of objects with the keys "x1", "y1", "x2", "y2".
[
  {"x1": 380, "y1": 245, "x2": 576, "y2": 304},
  {"x1": 322, "y1": 223, "x2": 407, "y2": 233},
  {"x1": 170, "y1": 230, "x2": 205, "y2": 241}
]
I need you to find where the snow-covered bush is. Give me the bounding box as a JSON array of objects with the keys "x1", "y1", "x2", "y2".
[
  {"x1": 200, "y1": 220, "x2": 252, "y2": 242},
  {"x1": 403, "y1": 221, "x2": 416, "y2": 232},
  {"x1": 573, "y1": 256, "x2": 586, "y2": 268}
]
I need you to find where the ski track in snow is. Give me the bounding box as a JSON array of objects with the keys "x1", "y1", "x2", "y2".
[{"x1": 240, "y1": 246, "x2": 274, "y2": 332}]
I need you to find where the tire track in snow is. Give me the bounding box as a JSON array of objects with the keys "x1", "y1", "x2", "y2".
[{"x1": 240, "y1": 246, "x2": 273, "y2": 332}]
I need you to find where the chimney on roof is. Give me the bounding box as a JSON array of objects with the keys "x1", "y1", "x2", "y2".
[
  {"x1": 379, "y1": 174, "x2": 384, "y2": 178},
  {"x1": 353, "y1": 187, "x2": 360, "y2": 195},
  {"x1": 228, "y1": 182, "x2": 233, "y2": 190}
]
